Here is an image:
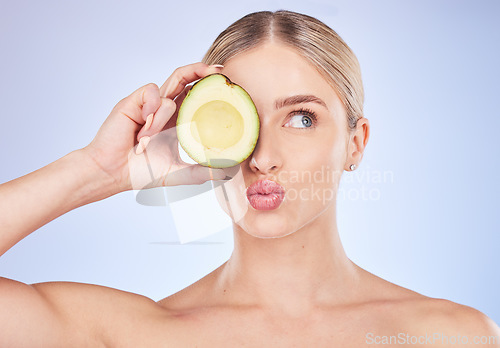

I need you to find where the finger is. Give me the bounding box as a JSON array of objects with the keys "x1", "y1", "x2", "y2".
[
  {"x1": 114, "y1": 83, "x2": 161, "y2": 126},
  {"x1": 174, "y1": 84, "x2": 192, "y2": 108},
  {"x1": 137, "y1": 97, "x2": 176, "y2": 141},
  {"x1": 162, "y1": 84, "x2": 192, "y2": 132},
  {"x1": 164, "y1": 163, "x2": 227, "y2": 186},
  {"x1": 159, "y1": 63, "x2": 223, "y2": 100}
]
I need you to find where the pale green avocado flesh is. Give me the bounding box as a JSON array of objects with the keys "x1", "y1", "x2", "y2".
[
  {"x1": 177, "y1": 73, "x2": 260, "y2": 169},
  {"x1": 191, "y1": 100, "x2": 244, "y2": 149}
]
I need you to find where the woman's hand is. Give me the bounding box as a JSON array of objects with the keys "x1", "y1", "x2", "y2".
[{"x1": 82, "y1": 63, "x2": 227, "y2": 193}]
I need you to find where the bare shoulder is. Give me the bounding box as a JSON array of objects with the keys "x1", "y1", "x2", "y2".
[
  {"x1": 401, "y1": 297, "x2": 500, "y2": 347},
  {"x1": 356, "y1": 271, "x2": 499, "y2": 346},
  {"x1": 32, "y1": 280, "x2": 160, "y2": 311},
  {"x1": 32, "y1": 281, "x2": 170, "y2": 346}
]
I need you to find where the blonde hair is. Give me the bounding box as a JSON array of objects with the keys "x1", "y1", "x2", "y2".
[{"x1": 202, "y1": 10, "x2": 364, "y2": 132}]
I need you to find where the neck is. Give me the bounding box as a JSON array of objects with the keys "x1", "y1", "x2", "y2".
[{"x1": 215, "y1": 201, "x2": 361, "y2": 316}]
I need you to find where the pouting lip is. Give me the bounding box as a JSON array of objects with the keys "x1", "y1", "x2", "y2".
[{"x1": 246, "y1": 179, "x2": 285, "y2": 196}]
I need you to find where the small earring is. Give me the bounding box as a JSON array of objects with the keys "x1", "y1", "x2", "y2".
[{"x1": 350, "y1": 164, "x2": 357, "y2": 171}]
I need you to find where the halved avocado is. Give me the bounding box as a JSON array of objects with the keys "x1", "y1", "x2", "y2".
[{"x1": 176, "y1": 73, "x2": 260, "y2": 169}]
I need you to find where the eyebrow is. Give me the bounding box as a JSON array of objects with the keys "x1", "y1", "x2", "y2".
[{"x1": 274, "y1": 95, "x2": 328, "y2": 111}]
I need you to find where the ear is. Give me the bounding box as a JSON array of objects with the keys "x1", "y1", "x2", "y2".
[{"x1": 344, "y1": 117, "x2": 370, "y2": 170}]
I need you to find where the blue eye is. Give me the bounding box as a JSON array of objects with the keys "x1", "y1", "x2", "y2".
[
  {"x1": 288, "y1": 115, "x2": 314, "y2": 128},
  {"x1": 284, "y1": 108, "x2": 318, "y2": 129}
]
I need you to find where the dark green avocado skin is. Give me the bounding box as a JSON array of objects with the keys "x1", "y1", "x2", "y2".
[{"x1": 190, "y1": 72, "x2": 232, "y2": 89}]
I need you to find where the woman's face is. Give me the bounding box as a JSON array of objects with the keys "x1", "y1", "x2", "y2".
[{"x1": 214, "y1": 41, "x2": 351, "y2": 238}]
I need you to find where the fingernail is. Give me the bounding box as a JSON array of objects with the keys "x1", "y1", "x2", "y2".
[
  {"x1": 144, "y1": 113, "x2": 154, "y2": 131},
  {"x1": 135, "y1": 136, "x2": 151, "y2": 155},
  {"x1": 209, "y1": 64, "x2": 224, "y2": 69}
]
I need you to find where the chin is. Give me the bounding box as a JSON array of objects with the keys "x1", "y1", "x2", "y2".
[
  {"x1": 245, "y1": 228, "x2": 295, "y2": 239},
  {"x1": 237, "y1": 213, "x2": 296, "y2": 239}
]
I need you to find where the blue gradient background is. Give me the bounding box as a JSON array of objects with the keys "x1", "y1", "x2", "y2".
[{"x1": 0, "y1": 0, "x2": 498, "y2": 323}]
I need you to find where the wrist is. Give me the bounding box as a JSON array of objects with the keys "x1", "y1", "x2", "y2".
[{"x1": 65, "y1": 149, "x2": 123, "y2": 207}]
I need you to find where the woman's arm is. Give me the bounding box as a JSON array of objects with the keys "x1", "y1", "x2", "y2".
[
  {"x1": 0, "y1": 149, "x2": 117, "y2": 257},
  {"x1": 1, "y1": 63, "x2": 226, "y2": 258},
  {"x1": 0, "y1": 63, "x2": 225, "y2": 347}
]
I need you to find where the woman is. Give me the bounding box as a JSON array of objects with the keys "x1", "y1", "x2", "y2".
[{"x1": 0, "y1": 10, "x2": 498, "y2": 347}]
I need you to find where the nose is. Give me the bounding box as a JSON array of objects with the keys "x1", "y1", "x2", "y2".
[{"x1": 248, "y1": 126, "x2": 282, "y2": 175}]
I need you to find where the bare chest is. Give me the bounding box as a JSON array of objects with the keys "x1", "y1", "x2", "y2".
[{"x1": 109, "y1": 307, "x2": 397, "y2": 348}]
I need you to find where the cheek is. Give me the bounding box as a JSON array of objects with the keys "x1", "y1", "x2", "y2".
[
  {"x1": 318, "y1": 130, "x2": 348, "y2": 173},
  {"x1": 283, "y1": 170, "x2": 339, "y2": 209},
  {"x1": 285, "y1": 136, "x2": 345, "y2": 205},
  {"x1": 297, "y1": 136, "x2": 345, "y2": 178}
]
